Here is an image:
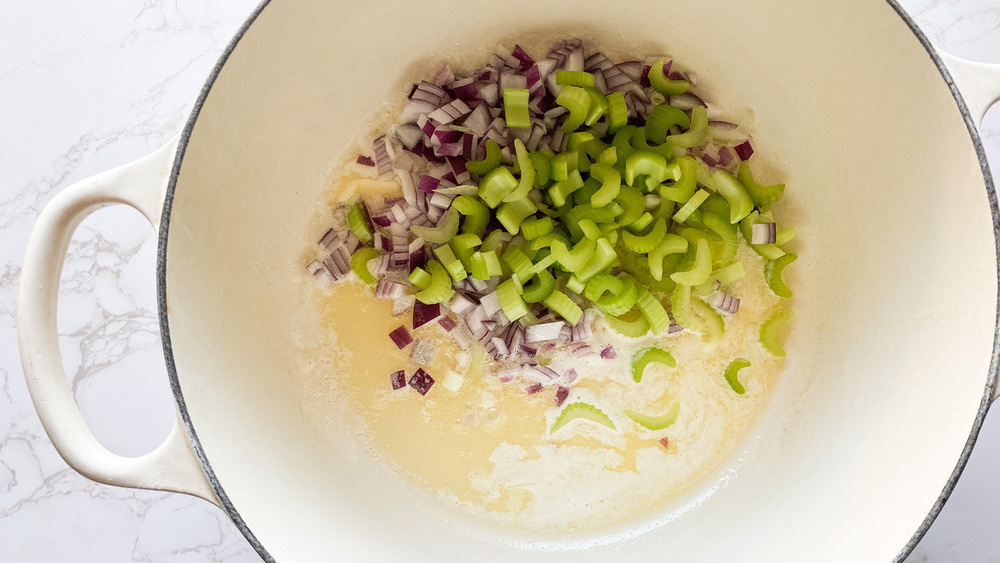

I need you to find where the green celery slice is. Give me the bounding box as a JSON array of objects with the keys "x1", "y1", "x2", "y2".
[
  {"x1": 606, "y1": 92, "x2": 628, "y2": 134},
  {"x1": 550, "y1": 402, "x2": 616, "y2": 434},
  {"x1": 667, "y1": 105, "x2": 708, "y2": 148},
  {"x1": 450, "y1": 232, "x2": 482, "y2": 269},
  {"x1": 408, "y1": 266, "x2": 432, "y2": 290},
  {"x1": 548, "y1": 168, "x2": 585, "y2": 207},
  {"x1": 702, "y1": 211, "x2": 739, "y2": 263},
  {"x1": 631, "y1": 347, "x2": 676, "y2": 382},
  {"x1": 410, "y1": 207, "x2": 459, "y2": 244},
  {"x1": 349, "y1": 247, "x2": 379, "y2": 284},
  {"x1": 645, "y1": 105, "x2": 691, "y2": 144},
  {"x1": 479, "y1": 229, "x2": 504, "y2": 253},
  {"x1": 550, "y1": 237, "x2": 597, "y2": 273},
  {"x1": 504, "y1": 138, "x2": 536, "y2": 202},
  {"x1": 451, "y1": 194, "x2": 490, "y2": 237},
  {"x1": 415, "y1": 260, "x2": 455, "y2": 304},
  {"x1": 673, "y1": 189, "x2": 710, "y2": 223},
  {"x1": 583, "y1": 87, "x2": 610, "y2": 126},
  {"x1": 670, "y1": 283, "x2": 703, "y2": 333},
  {"x1": 481, "y1": 249, "x2": 503, "y2": 277},
  {"x1": 647, "y1": 58, "x2": 690, "y2": 96},
  {"x1": 521, "y1": 216, "x2": 553, "y2": 240},
  {"x1": 709, "y1": 170, "x2": 754, "y2": 223},
  {"x1": 594, "y1": 276, "x2": 638, "y2": 317},
  {"x1": 614, "y1": 185, "x2": 646, "y2": 227},
  {"x1": 496, "y1": 278, "x2": 529, "y2": 321},
  {"x1": 543, "y1": 290, "x2": 583, "y2": 325},
  {"x1": 502, "y1": 246, "x2": 533, "y2": 282},
  {"x1": 589, "y1": 163, "x2": 622, "y2": 207},
  {"x1": 625, "y1": 150, "x2": 668, "y2": 192},
  {"x1": 760, "y1": 310, "x2": 791, "y2": 356},
  {"x1": 739, "y1": 210, "x2": 786, "y2": 259},
  {"x1": 714, "y1": 261, "x2": 747, "y2": 286},
  {"x1": 465, "y1": 139, "x2": 502, "y2": 176},
  {"x1": 648, "y1": 234, "x2": 689, "y2": 281},
  {"x1": 691, "y1": 296, "x2": 724, "y2": 344},
  {"x1": 478, "y1": 166, "x2": 519, "y2": 208},
  {"x1": 764, "y1": 253, "x2": 797, "y2": 297},
  {"x1": 556, "y1": 70, "x2": 596, "y2": 88},
  {"x1": 636, "y1": 287, "x2": 671, "y2": 334},
  {"x1": 622, "y1": 218, "x2": 667, "y2": 254},
  {"x1": 503, "y1": 87, "x2": 531, "y2": 129},
  {"x1": 556, "y1": 85, "x2": 591, "y2": 133},
  {"x1": 521, "y1": 269, "x2": 556, "y2": 303},
  {"x1": 737, "y1": 161, "x2": 785, "y2": 207},
  {"x1": 575, "y1": 238, "x2": 617, "y2": 281},
  {"x1": 496, "y1": 196, "x2": 537, "y2": 235},
  {"x1": 670, "y1": 239, "x2": 712, "y2": 286},
  {"x1": 529, "y1": 151, "x2": 552, "y2": 187},
  {"x1": 468, "y1": 251, "x2": 490, "y2": 280},
  {"x1": 434, "y1": 244, "x2": 467, "y2": 282},
  {"x1": 724, "y1": 358, "x2": 751, "y2": 394},
  {"x1": 624, "y1": 401, "x2": 680, "y2": 430},
  {"x1": 347, "y1": 202, "x2": 373, "y2": 244},
  {"x1": 660, "y1": 156, "x2": 698, "y2": 203},
  {"x1": 605, "y1": 308, "x2": 651, "y2": 338},
  {"x1": 584, "y1": 274, "x2": 624, "y2": 302}
]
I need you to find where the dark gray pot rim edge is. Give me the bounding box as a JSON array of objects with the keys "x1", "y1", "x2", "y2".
[{"x1": 153, "y1": 2, "x2": 1000, "y2": 562}]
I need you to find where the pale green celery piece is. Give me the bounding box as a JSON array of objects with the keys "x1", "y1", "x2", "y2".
[
  {"x1": 631, "y1": 347, "x2": 676, "y2": 382},
  {"x1": 670, "y1": 239, "x2": 712, "y2": 286},
  {"x1": 764, "y1": 253, "x2": 797, "y2": 297},
  {"x1": 410, "y1": 207, "x2": 459, "y2": 243},
  {"x1": 760, "y1": 310, "x2": 791, "y2": 356},
  {"x1": 709, "y1": 170, "x2": 754, "y2": 224},
  {"x1": 690, "y1": 296, "x2": 724, "y2": 345},
  {"x1": 503, "y1": 139, "x2": 536, "y2": 202},
  {"x1": 672, "y1": 189, "x2": 710, "y2": 223},
  {"x1": 667, "y1": 105, "x2": 708, "y2": 148},
  {"x1": 647, "y1": 57, "x2": 690, "y2": 96},
  {"x1": 550, "y1": 402, "x2": 616, "y2": 434},
  {"x1": 724, "y1": 358, "x2": 751, "y2": 394},
  {"x1": 624, "y1": 401, "x2": 680, "y2": 430}
]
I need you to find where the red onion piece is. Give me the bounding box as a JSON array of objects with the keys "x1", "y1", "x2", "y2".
[
  {"x1": 408, "y1": 368, "x2": 435, "y2": 395},
  {"x1": 438, "y1": 316, "x2": 457, "y2": 331},
  {"x1": 412, "y1": 301, "x2": 441, "y2": 329},
  {"x1": 356, "y1": 155, "x2": 375, "y2": 166},
  {"x1": 373, "y1": 135, "x2": 395, "y2": 180},
  {"x1": 524, "y1": 321, "x2": 566, "y2": 343},
  {"x1": 388, "y1": 326, "x2": 413, "y2": 349},
  {"x1": 525, "y1": 382, "x2": 544, "y2": 395},
  {"x1": 734, "y1": 140, "x2": 754, "y2": 161},
  {"x1": 390, "y1": 370, "x2": 407, "y2": 390},
  {"x1": 555, "y1": 386, "x2": 570, "y2": 406},
  {"x1": 659, "y1": 437, "x2": 670, "y2": 449},
  {"x1": 600, "y1": 346, "x2": 617, "y2": 360},
  {"x1": 449, "y1": 293, "x2": 478, "y2": 315},
  {"x1": 751, "y1": 222, "x2": 777, "y2": 244}
]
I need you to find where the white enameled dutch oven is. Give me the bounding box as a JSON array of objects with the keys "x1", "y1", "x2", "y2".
[{"x1": 17, "y1": 0, "x2": 1000, "y2": 561}]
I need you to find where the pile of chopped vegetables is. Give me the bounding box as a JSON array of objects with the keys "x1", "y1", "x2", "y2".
[{"x1": 308, "y1": 39, "x2": 795, "y2": 437}]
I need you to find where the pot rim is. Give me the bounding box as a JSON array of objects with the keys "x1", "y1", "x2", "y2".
[{"x1": 154, "y1": 2, "x2": 1000, "y2": 561}]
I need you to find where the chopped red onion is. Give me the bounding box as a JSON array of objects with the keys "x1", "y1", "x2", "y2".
[
  {"x1": 669, "y1": 92, "x2": 707, "y2": 110},
  {"x1": 408, "y1": 368, "x2": 435, "y2": 395},
  {"x1": 412, "y1": 301, "x2": 441, "y2": 329},
  {"x1": 428, "y1": 99, "x2": 471, "y2": 125},
  {"x1": 373, "y1": 135, "x2": 395, "y2": 180},
  {"x1": 555, "y1": 386, "x2": 570, "y2": 406},
  {"x1": 659, "y1": 437, "x2": 670, "y2": 450},
  {"x1": 318, "y1": 228, "x2": 340, "y2": 249},
  {"x1": 388, "y1": 326, "x2": 413, "y2": 349},
  {"x1": 701, "y1": 152, "x2": 718, "y2": 167},
  {"x1": 751, "y1": 222, "x2": 777, "y2": 244},
  {"x1": 395, "y1": 123, "x2": 423, "y2": 150},
  {"x1": 392, "y1": 294, "x2": 414, "y2": 317},
  {"x1": 464, "y1": 304, "x2": 487, "y2": 334},
  {"x1": 570, "y1": 310, "x2": 592, "y2": 342},
  {"x1": 519, "y1": 343, "x2": 538, "y2": 357},
  {"x1": 376, "y1": 279, "x2": 406, "y2": 300},
  {"x1": 734, "y1": 140, "x2": 754, "y2": 161},
  {"x1": 525, "y1": 364, "x2": 560, "y2": 383},
  {"x1": 449, "y1": 293, "x2": 478, "y2": 315},
  {"x1": 490, "y1": 336, "x2": 510, "y2": 359},
  {"x1": 391, "y1": 370, "x2": 407, "y2": 390},
  {"x1": 438, "y1": 316, "x2": 457, "y2": 331},
  {"x1": 600, "y1": 346, "x2": 617, "y2": 360},
  {"x1": 356, "y1": 155, "x2": 375, "y2": 166},
  {"x1": 307, "y1": 260, "x2": 332, "y2": 283},
  {"x1": 525, "y1": 382, "x2": 544, "y2": 395},
  {"x1": 711, "y1": 292, "x2": 741, "y2": 315},
  {"x1": 452, "y1": 77, "x2": 479, "y2": 101},
  {"x1": 562, "y1": 369, "x2": 579, "y2": 385},
  {"x1": 570, "y1": 343, "x2": 595, "y2": 357},
  {"x1": 524, "y1": 321, "x2": 566, "y2": 343},
  {"x1": 717, "y1": 146, "x2": 735, "y2": 167},
  {"x1": 479, "y1": 290, "x2": 502, "y2": 316},
  {"x1": 417, "y1": 174, "x2": 440, "y2": 193},
  {"x1": 498, "y1": 370, "x2": 517, "y2": 383},
  {"x1": 510, "y1": 44, "x2": 535, "y2": 71}
]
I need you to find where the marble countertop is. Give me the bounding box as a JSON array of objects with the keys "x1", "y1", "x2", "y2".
[{"x1": 2, "y1": 1, "x2": 998, "y2": 561}]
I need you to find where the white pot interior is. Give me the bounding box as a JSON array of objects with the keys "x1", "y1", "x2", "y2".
[{"x1": 163, "y1": 0, "x2": 997, "y2": 561}]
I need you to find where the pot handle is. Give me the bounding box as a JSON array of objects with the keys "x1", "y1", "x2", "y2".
[
  {"x1": 936, "y1": 49, "x2": 1000, "y2": 128},
  {"x1": 17, "y1": 137, "x2": 220, "y2": 506}
]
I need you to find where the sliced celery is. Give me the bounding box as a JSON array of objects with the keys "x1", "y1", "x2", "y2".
[
  {"x1": 478, "y1": 166, "x2": 519, "y2": 208},
  {"x1": 503, "y1": 87, "x2": 531, "y2": 129},
  {"x1": 702, "y1": 211, "x2": 739, "y2": 263},
  {"x1": 667, "y1": 105, "x2": 708, "y2": 148},
  {"x1": 521, "y1": 269, "x2": 555, "y2": 303},
  {"x1": 670, "y1": 239, "x2": 712, "y2": 286},
  {"x1": 503, "y1": 138, "x2": 536, "y2": 202},
  {"x1": 548, "y1": 168, "x2": 585, "y2": 207},
  {"x1": 521, "y1": 216, "x2": 553, "y2": 240},
  {"x1": 648, "y1": 234, "x2": 688, "y2": 281},
  {"x1": 645, "y1": 105, "x2": 691, "y2": 144},
  {"x1": 502, "y1": 246, "x2": 533, "y2": 282},
  {"x1": 469, "y1": 251, "x2": 491, "y2": 280},
  {"x1": 636, "y1": 287, "x2": 670, "y2": 334},
  {"x1": 556, "y1": 70, "x2": 596, "y2": 88},
  {"x1": 606, "y1": 92, "x2": 628, "y2": 134},
  {"x1": 555, "y1": 85, "x2": 591, "y2": 133},
  {"x1": 670, "y1": 283, "x2": 703, "y2": 333},
  {"x1": 724, "y1": 358, "x2": 750, "y2": 394},
  {"x1": 415, "y1": 260, "x2": 455, "y2": 304},
  {"x1": 529, "y1": 151, "x2": 551, "y2": 187},
  {"x1": 648, "y1": 58, "x2": 690, "y2": 96},
  {"x1": 593, "y1": 276, "x2": 638, "y2": 317},
  {"x1": 589, "y1": 163, "x2": 622, "y2": 207},
  {"x1": 347, "y1": 202, "x2": 373, "y2": 244},
  {"x1": 349, "y1": 247, "x2": 379, "y2": 284},
  {"x1": 660, "y1": 156, "x2": 698, "y2": 203},
  {"x1": 605, "y1": 307, "x2": 651, "y2": 338},
  {"x1": 497, "y1": 196, "x2": 537, "y2": 235},
  {"x1": 550, "y1": 237, "x2": 597, "y2": 273},
  {"x1": 622, "y1": 218, "x2": 667, "y2": 254},
  {"x1": 450, "y1": 232, "x2": 482, "y2": 269},
  {"x1": 496, "y1": 278, "x2": 529, "y2": 321},
  {"x1": 614, "y1": 185, "x2": 646, "y2": 227},
  {"x1": 737, "y1": 161, "x2": 785, "y2": 207},
  {"x1": 709, "y1": 170, "x2": 754, "y2": 223},
  {"x1": 408, "y1": 266, "x2": 432, "y2": 290},
  {"x1": 625, "y1": 150, "x2": 668, "y2": 192},
  {"x1": 631, "y1": 347, "x2": 676, "y2": 382},
  {"x1": 583, "y1": 87, "x2": 610, "y2": 126},
  {"x1": 764, "y1": 253, "x2": 797, "y2": 297},
  {"x1": 672, "y1": 189, "x2": 710, "y2": 224},
  {"x1": 544, "y1": 290, "x2": 583, "y2": 325},
  {"x1": 691, "y1": 296, "x2": 724, "y2": 344},
  {"x1": 575, "y1": 238, "x2": 617, "y2": 281},
  {"x1": 410, "y1": 208, "x2": 460, "y2": 244},
  {"x1": 714, "y1": 261, "x2": 747, "y2": 286},
  {"x1": 550, "y1": 402, "x2": 616, "y2": 434},
  {"x1": 465, "y1": 139, "x2": 502, "y2": 176},
  {"x1": 624, "y1": 401, "x2": 680, "y2": 430},
  {"x1": 451, "y1": 195, "x2": 490, "y2": 237},
  {"x1": 760, "y1": 310, "x2": 791, "y2": 356},
  {"x1": 434, "y1": 244, "x2": 467, "y2": 282}
]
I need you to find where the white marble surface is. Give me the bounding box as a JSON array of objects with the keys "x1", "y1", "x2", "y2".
[{"x1": 1, "y1": 0, "x2": 998, "y2": 561}]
